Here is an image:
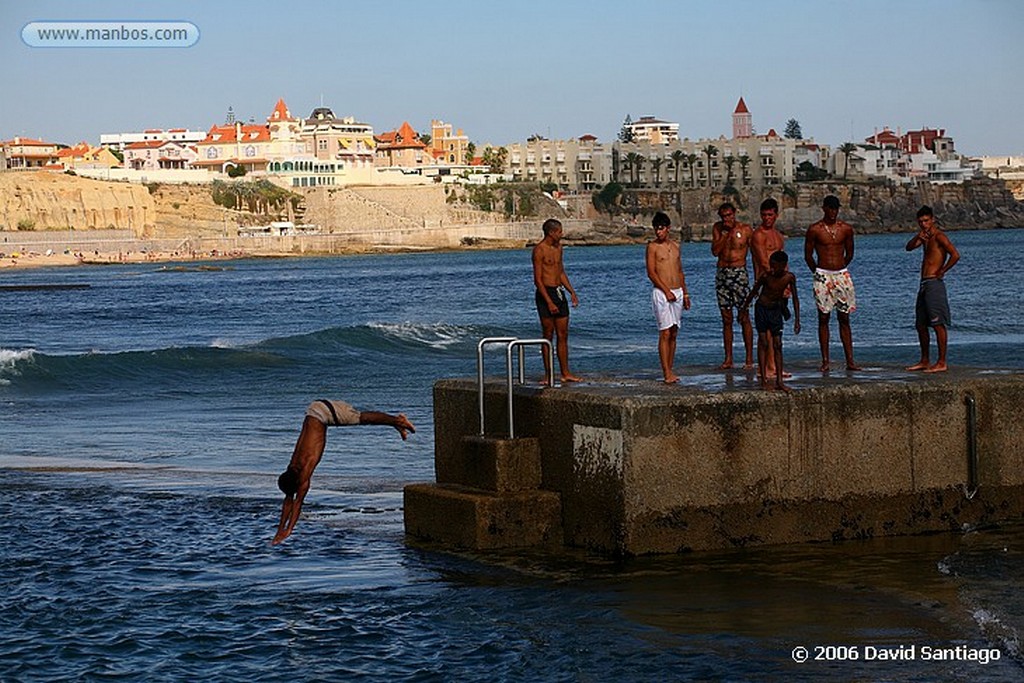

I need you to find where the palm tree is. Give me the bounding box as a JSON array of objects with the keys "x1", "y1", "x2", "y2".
[
  {"x1": 738, "y1": 155, "x2": 751, "y2": 186},
  {"x1": 685, "y1": 153, "x2": 699, "y2": 188},
  {"x1": 650, "y1": 157, "x2": 664, "y2": 187},
  {"x1": 702, "y1": 145, "x2": 718, "y2": 187},
  {"x1": 723, "y1": 156, "x2": 736, "y2": 185},
  {"x1": 839, "y1": 142, "x2": 858, "y2": 179},
  {"x1": 625, "y1": 152, "x2": 644, "y2": 186},
  {"x1": 670, "y1": 150, "x2": 686, "y2": 187},
  {"x1": 634, "y1": 155, "x2": 646, "y2": 187}
]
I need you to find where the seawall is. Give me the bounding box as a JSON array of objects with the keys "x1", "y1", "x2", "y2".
[{"x1": 410, "y1": 368, "x2": 1024, "y2": 555}]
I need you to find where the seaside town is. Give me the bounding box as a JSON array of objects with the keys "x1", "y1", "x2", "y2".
[{"x1": 2, "y1": 96, "x2": 1024, "y2": 267}]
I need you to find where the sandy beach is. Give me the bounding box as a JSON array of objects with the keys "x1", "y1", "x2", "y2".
[{"x1": 0, "y1": 248, "x2": 255, "y2": 270}]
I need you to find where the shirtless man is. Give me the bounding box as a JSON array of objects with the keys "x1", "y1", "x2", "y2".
[
  {"x1": 646, "y1": 211, "x2": 690, "y2": 383},
  {"x1": 905, "y1": 205, "x2": 960, "y2": 373},
  {"x1": 532, "y1": 218, "x2": 581, "y2": 383},
  {"x1": 711, "y1": 202, "x2": 754, "y2": 369},
  {"x1": 750, "y1": 198, "x2": 788, "y2": 378},
  {"x1": 804, "y1": 195, "x2": 861, "y2": 371},
  {"x1": 273, "y1": 399, "x2": 415, "y2": 545}
]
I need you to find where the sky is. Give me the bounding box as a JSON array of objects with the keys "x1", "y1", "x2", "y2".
[{"x1": 1, "y1": 0, "x2": 1022, "y2": 155}]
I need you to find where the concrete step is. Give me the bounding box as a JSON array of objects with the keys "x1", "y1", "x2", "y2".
[
  {"x1": 403, "y1": 483, "x2": 562, "y2": 550},
  {"x1": 436, "y1": 436, "x2": 541, "y2": 493}
]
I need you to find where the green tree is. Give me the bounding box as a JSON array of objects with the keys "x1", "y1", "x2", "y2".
[
  {"x1": 631, "y1": 153, "x2": 646, "y2": 187},
  {"x1": 796, "y1": 160, "x2": 828, "y2": 182},
  {"x1": 723, "y1": 156, "x2": 736, "y2": 185},
  {"x1": 738, "y1": 154, "x2": 751, "y2": 186},
  {"x1": 839, "y1": 142, "x2": 858, "y2": 179},
  {"x1": 670, "y1": 150, "x2": 686, "y2": 187},
  {"x1": 594, "y1": 181, "x2": 624, "y2": 217},
  {"x1": 650, "y1": 156, "x2": 664, "y2": 187},
  {"x1": 618, "y1": 115, "x2": 635, "y2": 143},
  {"x1": 619, "y1": 152, "x2": 632, "y2": 185},
  {"x1": 702, "y1": 144, "x2": 718, "y2": 187},
  {"x1": 226, "y1": 163, "x2": 247, "y2": 178},
  {"x1": 481, "y1": 146, "x2": 508, "y2": 174},
  {"x1": 784, "y1": 119, "x2": 803, "y2": 140},
  {"x1": 686, "y1": 153, "x2": 699, "y2": 188},
  {"x1": 418, "y1": 132, "x2": 432, "y2": 147},
  {"x1": 464, "y1": 141, "x2": 476, "y2": 165}
]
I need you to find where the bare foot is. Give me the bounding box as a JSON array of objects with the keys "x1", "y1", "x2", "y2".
[
  {"x1": 561, "y1": 374, "x2": 582, "y2": 383},
  {"x1": 819, "y1": 362, "x2": 830, "y2": 372},
  {"x1": 717, "y1": 361, "x2": 733, "y2": 370},
  {"x1": 743, "y1": 362, "x2": 755, "y2": 370},
  {"x1": 846, "y1": 363, "x2": 863, "y2": 371},
  {"x1": 777, "y1": 383, "x2": 793, "y2": 393},
  {"x1": 663, "y1": 374, "x2": 680, "y2": 384},
  {"x1": 906, "y1": 361, "x2": 929, "y2": 371},
  {"x1": 924, "y1": 363, "x2": 948, "y2": 373},
  {"x1": 782, "y1": 371, "x2": 793, "y2": 379}
]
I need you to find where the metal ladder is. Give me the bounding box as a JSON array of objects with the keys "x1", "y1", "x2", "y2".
[{"x1": 476, "y1": 337, "x2": 554, "y2": 438}]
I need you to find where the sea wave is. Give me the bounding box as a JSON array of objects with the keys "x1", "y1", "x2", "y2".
[
  {"x1": 255, "y1": 321, "x2": 511, "y2": 356},
  {"x1": 0, "y1": 348, "x2": 36, "y2": 385},
  {"x1": 0, "y1": 322, "x2": 513, "y2": 391}
]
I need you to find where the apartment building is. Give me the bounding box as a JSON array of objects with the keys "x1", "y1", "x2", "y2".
[{"x1": 506, "y1": 135, "x2": 612, "y2": 190}]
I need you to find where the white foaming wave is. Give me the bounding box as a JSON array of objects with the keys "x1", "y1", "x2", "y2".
[
  {"x1": 210, "y1": 338, "x2": 240, "y2": 349},
  {"x1": 0, "y1": 348, "x2": 36, "y2": 385},
  {"x1": 972, "y1": 607, "x2": 1021, "y2": 659},
  {"x1": 367, "y1": 321, "x2": 476, "y2": 349}
]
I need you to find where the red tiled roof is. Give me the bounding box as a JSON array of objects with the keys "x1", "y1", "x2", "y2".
[
  {"x1": 2, "y1": 137, "x2": 57, "y2": 147},
  {"x1": 268, "y1": 98, "x2": 293, "y2": 122},
  {"x1": 199, "y1": 124, "x2": 270, "y2": 144},
  {"x1": 734, "y1": 97, "x2": 749, "y2": 114},
  {"x1": 579, "y1": 134, "x2": 598, "y2": 141},
  {"x1": 377, "y1": 122, "x2": 425, "y2": 149}
]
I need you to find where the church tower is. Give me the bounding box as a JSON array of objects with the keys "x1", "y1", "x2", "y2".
[{"x1": 732, "y1": 97, "x2": 752, "y2": 139}]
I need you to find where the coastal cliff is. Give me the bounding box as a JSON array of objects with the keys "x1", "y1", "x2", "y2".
[
  {"x1": 582, "y1": 177, "x2": 1024, "y2": 242},
  {"x1": 2, "y1": 173, "x2": 1022, "y2": 249},
  {"x1": 0, "y1": 172, "x2": 156, "y2": 236}
]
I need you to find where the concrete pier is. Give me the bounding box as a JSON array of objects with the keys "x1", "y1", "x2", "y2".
[{"x1": 404, "y1": 367, "x2": 1024, "y2": 555}]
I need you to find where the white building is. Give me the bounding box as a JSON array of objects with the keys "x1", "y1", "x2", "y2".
[
  {"x1": 100, "y1": 128, "x2": 206, "y2": 151},
  {"x1": 627, "y1": 116, "x2": 680, "y2": 145}
]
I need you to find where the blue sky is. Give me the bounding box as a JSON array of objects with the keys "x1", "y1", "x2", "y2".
[{"x1": 2, "y1": 0, "x2": 1021, "y2": 155}]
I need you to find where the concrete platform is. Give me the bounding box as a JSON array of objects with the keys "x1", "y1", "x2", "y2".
[{"x1": 413, "y1": 363, "x2": 1024, "y2": 555}]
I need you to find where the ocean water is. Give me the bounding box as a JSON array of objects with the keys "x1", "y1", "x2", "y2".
[{"x1": 1, "y1": 228, "x2": 1022, "y2": 681}]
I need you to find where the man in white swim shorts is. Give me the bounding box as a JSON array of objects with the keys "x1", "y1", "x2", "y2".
[
  {"x1": 646, "y1": 212, "x2": 690, "y2": 384},
  {"x1": 804, "y1": 195, "x2": 862, "y2": 372}
]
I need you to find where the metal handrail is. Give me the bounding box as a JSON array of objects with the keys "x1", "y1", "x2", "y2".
[
  {"x1": 477, "y1": 337, "x2": 518, "y2": 436},
  {"x1": 475, "y1": 337, "x2": 554, "y2": 437},
  {"x1": 506, "y1": 339, "x2": 553, "y2": 439}
]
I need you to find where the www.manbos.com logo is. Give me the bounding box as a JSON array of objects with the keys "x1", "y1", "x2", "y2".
[{"x1": 22, "y1": 21, "x2": 199, "y2": 48}]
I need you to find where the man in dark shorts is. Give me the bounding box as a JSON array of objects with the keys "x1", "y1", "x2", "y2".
[
  {"x1": 532, "y1": 218, "x2": 581, "y2": 383},
  {"x1": 905, "y1": 205, "x2": 960, "y2": 373},
  {"x1": 273, "y1": 399, "x2": 414, "y2": 545}
]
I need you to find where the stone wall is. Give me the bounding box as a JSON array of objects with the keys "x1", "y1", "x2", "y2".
[{"x1": 429, "y1": 371, "x2": 1024, "y2": 555}]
